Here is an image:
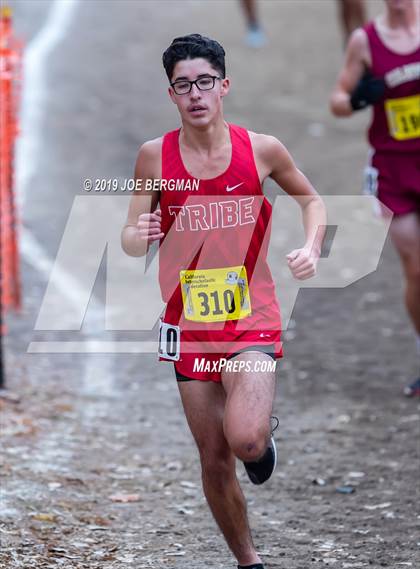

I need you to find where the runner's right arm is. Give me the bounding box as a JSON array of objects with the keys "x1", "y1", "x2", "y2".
[
  {"x1": 330, "y1": 28, "x2": 371, "y2": 116},
  {"x1": 121, "y1": 138, "x2": 163, "y2": 257}
]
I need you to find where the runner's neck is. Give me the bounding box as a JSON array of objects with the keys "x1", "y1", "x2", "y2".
[
  {"x1": 375, "y1": 9, "x2": 420, "y2": 54},
  {"x1": 180, "y1": 119, "x2": 230, "y2": 156},
  {"x1": 383, "y1": 2, "x2": 418, "y2": 34}
]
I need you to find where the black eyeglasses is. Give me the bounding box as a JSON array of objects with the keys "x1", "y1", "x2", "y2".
[{"x1": 170, "y1": 75, "x2": 221, "y2": 95}]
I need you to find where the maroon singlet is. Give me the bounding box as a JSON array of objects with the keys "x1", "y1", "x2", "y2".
[{"x1": 364, "y1": 21, "x2": 420, "y2": 153}]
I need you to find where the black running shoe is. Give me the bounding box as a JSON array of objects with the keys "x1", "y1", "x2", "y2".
[
  {"x1": 243, "y1": 417, "x2": 278, "y2": 485},
  {"x1": 403, "y1": 377, "x2": 420, "y2": 397}
]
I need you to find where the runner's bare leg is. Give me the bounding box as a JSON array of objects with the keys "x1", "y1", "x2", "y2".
[
  {"x1": 338, "y1": 0, "x2": 366, "y2": 43},
  {"x1": 389, "y1": 212, "x2": 420, "y2": 334},
  {"x1": 222, "y1": 351, "x2": 276, "y2": 463},
  {"x1": 178, "y1": 379, "x2": 262, "y2": 566},
  {"x1": 240, "y1": 0, "x2": 259, "y2": 28}
]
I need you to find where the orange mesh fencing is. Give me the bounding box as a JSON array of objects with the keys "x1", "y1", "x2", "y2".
[{"x1": 0, "y1": 6, "x2": 23, "y2": 314}]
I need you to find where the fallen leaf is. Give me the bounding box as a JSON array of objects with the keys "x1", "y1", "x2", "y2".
[
  {"x1": 54, "y1": 404, "x2": 74, "y2": 413},
  {"x1": 64, "y1": 477, "x2": 85, "y2": 485},
  {"x1": 93, "y1": 516, "x2": 112, "y2": 526},
  {"x1": 30, "y1": 513, "x2": 57, "y2": 522},
  {"x1": 109, "y1": 493, "x2": 141, "y2": 503}
]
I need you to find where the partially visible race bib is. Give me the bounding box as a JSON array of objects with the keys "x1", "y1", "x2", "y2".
[
  {"x1": 180, "y1": 266, "x2": 252, "y2": 323},
  {"x1": 385, "y1": 94, "x2": 420, "y2": 141},
  {"x1": 158, "y1": 320, "x2": 180, "y2": 361},
  {"x1": 363, "y1": 163, "x2": 381, "y2": 217},
  {"x1": 363, "y1": 165, "x2": 379, "y2": 197}
]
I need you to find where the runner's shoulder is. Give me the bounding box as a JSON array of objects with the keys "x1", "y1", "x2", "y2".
[
  {"x1": 248, "y1": 131, "x2": 289, "y2": 164},
  {"x1": 136, "y1": 136, "x2": 163, "y2": 161},
  {"x1": 135, "y1": 137, "x2": 163, "y2": 178},
  {"x1": 346, "y1": 27, "x2": 370, "y2": 66},
  {"x1": 348, "y1": 26, "x2": 368, "y2": 49}
]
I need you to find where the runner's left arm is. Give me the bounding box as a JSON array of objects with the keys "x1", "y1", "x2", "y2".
[{"x1": 263, "y1": 136, "x2": 327, "y2": 280}]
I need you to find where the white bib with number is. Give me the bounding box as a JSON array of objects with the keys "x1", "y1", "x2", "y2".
[{"x1": 158, "y1": 320, "x2": 180, "y2": 361}]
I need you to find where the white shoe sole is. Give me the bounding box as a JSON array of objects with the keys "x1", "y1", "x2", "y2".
[{"x1": 271, "y1": 435, "x2": 277, "y2": 475}]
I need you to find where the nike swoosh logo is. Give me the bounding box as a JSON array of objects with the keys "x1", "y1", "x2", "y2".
[{"x1": 226, "y1": 182, "x2": 244, "y2": 192}]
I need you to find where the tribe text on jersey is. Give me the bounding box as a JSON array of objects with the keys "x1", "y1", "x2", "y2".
[{"x1": 168, "y1": 197, "x2": 256, "y2": 231}]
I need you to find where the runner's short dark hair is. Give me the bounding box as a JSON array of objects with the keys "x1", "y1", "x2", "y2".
[{"x1": 162, "y1": 34, "x2": 226, "y2": 81}]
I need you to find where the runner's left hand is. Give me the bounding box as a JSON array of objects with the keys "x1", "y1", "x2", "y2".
[{"x1": 286, "y1": 248, "x2": 318, "y2": 280}]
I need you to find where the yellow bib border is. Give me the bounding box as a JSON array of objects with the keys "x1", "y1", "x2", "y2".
[{"x1": 180, "y1": 265, "x2": 252, "y2": 323}]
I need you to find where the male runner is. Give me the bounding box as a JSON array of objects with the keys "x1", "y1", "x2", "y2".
[
  {"x1": 122, "y1": 34, "x2": 326, "y2": 568},
  {"x1": 330, "y1": 0, "x2": 420, "y2": 396}
]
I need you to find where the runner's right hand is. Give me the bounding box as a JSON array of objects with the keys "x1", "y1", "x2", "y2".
[{"x1": 136, "y1": 209, "x2": 164, "y2": 243}]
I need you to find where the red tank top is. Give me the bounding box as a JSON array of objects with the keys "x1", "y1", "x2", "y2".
[
  {"x1": 364, "y1": 21, "x2": 420, "y2": 153},
  {"x1": 159, "y1": 123, "x2": 281, "y2": 332}
]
